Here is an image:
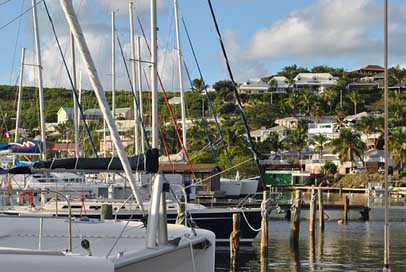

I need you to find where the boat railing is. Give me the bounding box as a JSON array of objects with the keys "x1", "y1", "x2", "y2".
[{"x1": 0, "y1": 188, "x2": 73, "y2": 253}]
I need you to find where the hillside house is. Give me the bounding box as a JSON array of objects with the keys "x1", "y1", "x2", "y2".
[
  {"x1": 239, "y1": 78, "x2": 270, "y2": 94},
  {"x1": 293, "y1": 73, "x2": 337, "y2": 93},
  {"x1": 268, "y1": 76, "x2": 290, "y2": 93},
  {"x1": 57, "y1": 107, "x2": 73, "y2": 124}
]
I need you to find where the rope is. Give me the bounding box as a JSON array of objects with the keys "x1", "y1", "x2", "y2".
[
  {"x1": 8, "y1": 0, "x2": 25, "y2": 85},
  {"x1": 206, "y1": 0, "x2": 266, "y2": 188},
  {"x1": 241, "y1": 208, "x2": 261, "y2": 232},
  {"x1": 0, "y1": 0, "x2": 12, "y2": 7},
  {"x1": 116, "y1": 34, "x2": 151, "y2": 150},
  {"x1": 184, "y1": 236, "x2": 197, "y2": 272},
  {"x1": 136, "y1": 16, "x2": 196, "y2": 179},
  {"x1": 43, "y1": 0, "x2": 98, "y2": 157},
  {"x1": 159, "y1": 126, "x2": 175, "y2": 173},
  {"x1": 181, "y1": 17, "x2": 233, "y2": 170},
  {"x1": 183, "y1": 61, "x2": 219, "y2": 165},
  {"x1": 0, "y1": 0, "x2": 43, "y2": 32}
]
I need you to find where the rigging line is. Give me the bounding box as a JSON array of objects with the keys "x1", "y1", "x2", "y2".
[
  {"x1": 0, "y1": 0, "x2": 43, "y2": 32},
  {"x1": 160, "y1": 5, "x2": 175, "y2": 77},
  {"x1": 8, "y1": 0, "x2": 25, "y2": 85},
  {"x1": 159, "y1": 126, "x2": 175, "y2": 173},
  {"x1": 181, "y1": 16, "x2": 233, "y2": 169},
  {"x1": 43, "y1": 0, "x2": 98, "y2": 158},
  {"x1": 183, "y1": 61, "x2": 219, "y2": 165},
  {"x1": 116, "y1": 34, "x2": 150, "y2": 150},
  {"x1": 136, "y1": 16, "x2": 197, "y2": 179},
  {"x1": 0, "y1": 0, "x2": 12, "y2": 7},
  {"x1": 206, "y1": 0, "x2": 266, "y2": 188}
]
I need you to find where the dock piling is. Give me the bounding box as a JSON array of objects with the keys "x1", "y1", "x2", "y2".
[
  {"x1": 230, "y1": 213, "x2": 240, "y2": 270},
  {"x1": 290, "y1": 190, "x2": 301, "y2": 246},
  {"x1": 309, "y1": 186, "x2": 316, "y2": 233},
  {"x1": 101, "y1": 204, "x2": 113, "y2": 220},
  {"x1": 343, "y1": 195, "x2": 349, "y2": 224},
  {"x1": 260, "y1": 191, "x2": 268, "y2": 272},
  {"x1": 318, "y1": 188, "x2": 325, "y2": 232}
]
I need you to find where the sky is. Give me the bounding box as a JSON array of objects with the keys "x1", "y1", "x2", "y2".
[{"x1": 1, "y1": 0, "x2": 406, "y2": 91}]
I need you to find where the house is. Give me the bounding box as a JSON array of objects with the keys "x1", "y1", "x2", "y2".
[
  {"x1": 356, "y1": 65, "x2": 384, "y2": 76},
  {"x1": 84, "y1": 109, "x2": 103, "y2": 120},
  {"x1": 97, "y1": 120, "x2": 136, "y2": 155},
  {"x1": 268, "y1": 76, "x2": 290, "y2": 93},
  {"x1": 293, "y1": 73, "x2": 337, "y2": 93},
  {"x1": 57, "y1": 107, "x2": 73, "y2": 124},
  {"x1": 251, "y1": 127, "x2": 271, "y2": 143},
  {"x1": 275, "y1": 117, "x2": 299, "y2": 129},
  {"x1": 239, "y1": 78, "x2": 270, "y2": 94},
  {"x1": 360, "y1": 132, "x2": 382, "y2": 150},
  {"x1": 343, "y1": 111, "x2": 370, "y2": 127},
  {"x1": 48, "y1": 142, "x2": 77, "y2": 158},
  {"x1": 307, "y1": 116, "x2": 338, "y2": 137},
  {"x1": 389, "y1": 82, "x2": 406, "y2": 96}
]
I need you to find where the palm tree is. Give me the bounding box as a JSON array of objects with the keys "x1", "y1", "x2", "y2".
[
  {"x1": 390, "y1": 128, "x2": 406, "y2": 169},
  {"x1": 285, "y1": 125, "x2": 308, "y2": 164},
  {"x1": 320, "y1": 86, "x2": 337, "y2": 113},
  {"x1": 268, "y1": 79, "x2": 278, "y2": 104},
  {"x1": 310, "y1": 133, "x2": 330, "y2": 160},
  {"x1": 310, "y1": 100, "x2": 323, "y2": 123},
  {"x1": 330, "y1": 129, "x2": 366, "y2": 166},
  {"x1": 300, "y1": 91, "x2": 314, "y2": 115},
  {"x1": 347, "y1": 90, "x2": 360, "y2": 115},
  {"x1": 260, "y1": 131, "x2": 285, "y2": 157},
  {"x1": 284, "y1": 93, "x2": 301, "y2": 113},
  {"x1": 333, "y1": 106, "x2": 346, "y2": 132}
]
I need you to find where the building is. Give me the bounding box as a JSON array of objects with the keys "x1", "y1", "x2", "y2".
[
  {"x1": 114, "y1": 107, "x2": 134, "y2": 120},
  {"x1": 268, "y1": 76, "x2": 290, "y2": 93},
  {"x1": 57, "y1": 107, "x2": 73, "y2": 124},
  {"x1": 275, "y1": 117, "x2": 299, "y2": 129},
  {"x1": 307, "y1": 116, "x2": 338, "y2": 137},
  {"x1": 293, "y1": 73, "x2": 337, "y2": 93},
  {"x1": 239, "y1": 78, "x2": 270, "y2": 94},
  {"x1": 356, "y1": 65, "x2": 384, "y2": 76}
]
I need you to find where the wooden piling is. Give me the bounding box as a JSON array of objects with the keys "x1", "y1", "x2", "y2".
[
  {"x1": 318, "y1": 188, "x2": 325, "y2": 232},
  {"x1": 230, "y1": 213, "x2": 240, "y2": 270},
  {"x1": 101, "y1": 204, "x2": 113, "y2": 220},
  {"x1": 343, "y1": 196, "x2": 349, "y2": 224},
  {"x1": 309, "y1": 186, "x2": 316, "y2": 233},
  {"x1": 260, "y1": 191, "x2": 268, "y2": 272},
  {"x1": 290, "y1": 190, "x2": 302, "y2": 246}
]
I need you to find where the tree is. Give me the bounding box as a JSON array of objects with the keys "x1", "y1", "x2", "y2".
[
  {"x1": 213, "y1": 80, "x2": 234, "y2": 101},
  {"x1": 257, "y1": 132, "x2": 285, "y2": 156},
  {"x1": 320, "y1": 86, "x2": 337, "y2": 113},
  {"x1": 330, "y1": 129, "x2": 366, "y2": 166},
  {"x1": 390, "y1": 128, "x2": 406, "y2": 169},
  {"x1": 192, "y1": 78, "x2": 207, "y2": 93},
  {"x1": 285, "y1": 121, "x2": 308, "y2": 164},
  {"x1": 321, "y1": 161, "x2": 337, "y2": 176},
  {"x1": 300, "y1": 91, "x2": 314, "y2": 114},
  {"x1": 310, "y1": 133, "x2": 330, "y2": 159},
  {"x1": 347, "y1": 90, "x2": 360, "y2": 115},
  {"x1": 277, "y1": 64, "x2": 309, "y2": 80}
]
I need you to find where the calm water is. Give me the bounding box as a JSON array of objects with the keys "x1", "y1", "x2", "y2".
[{"x1": 215, "y1": 220, "x2": 406, "y2": 271}]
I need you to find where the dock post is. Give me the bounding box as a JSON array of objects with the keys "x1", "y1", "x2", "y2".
[
  {"x1": 343, "y1": 195, "x2": 349, "y2": 224},
  {"x1": 290, "y1": 190, "x2": 301, "y2": 246},
  {"x1": 230, "y1": 213, "x2": 240, "y2": 270},
  {"x1": 260, "y1": 191, "x2": 268, "y2": 272},
  {"x1": 101, "y1": 204, "x2": 113, "y2": 220},
  {"x1": 309, "y1": 186, "x2": 316, "y2": 234},
  {"x1": 318, "y1": 188, "x2": 325, "y2": 232}
]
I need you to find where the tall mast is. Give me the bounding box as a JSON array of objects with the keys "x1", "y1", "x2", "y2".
[
  {"x1": 71, "y1": 33, "x2": 80, "y2": 157},
  {"x1": 59, "y1": 0, "x2": 144, "y2": 211},
  {"x1": 151, "y1": 0, "x2": 158, "y2": 148},
  {"x1": 129, "y1": 2, "x2": 140, "y2": 155},
  {"x1": 383, "y1": 0, "x2": 390, "y2": 269},
  {"x1": 78, "y1": 71, "x2": 82, "y2": 129},
  {"x1": 174, "y1": 0, "x2": 187, "y2": 150},
  {"x1": 15, "y1": 48, "x2": 26, "y2": 145},
  {"x1": 137, "y1": 36, "x2": 144, "y2": 153},
  {"x1": 111, "y1": 11, "x2": 116, "y2": 157},
  {"x1": 32, "y1": 0, "x2": 46, "y2": 160}
]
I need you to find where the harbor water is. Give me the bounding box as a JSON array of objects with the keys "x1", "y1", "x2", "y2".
[{"x1": 215, "y1": 206, "x2": 406, "y2": 271}]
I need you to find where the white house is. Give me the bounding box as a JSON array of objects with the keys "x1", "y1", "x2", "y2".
[
  {"x1": 250, "y1": 125, "x2": 289, "y2": 143},
  {"x1": 239, "y1": 78, "x2": 270, "y2": 94},
  {"x1": 57, "y1": 107, "x2": 73, "y2": 124},
  {"x1": 307, "y1": 116, "x2": 338, "y2": 138},
  {"x1": 274, "y1": 117, "x2": 299, "y2": 129},
  {"x1": 294, "y1": 73, "x2": 337, "y2": 93},
  {"x1": 268, "y1": 76, "x2": 290, "y2": 93}
]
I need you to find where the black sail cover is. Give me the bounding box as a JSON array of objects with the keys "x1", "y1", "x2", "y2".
[{"x1": 33, "y1": 148, "x2": 159, "y2": 173}]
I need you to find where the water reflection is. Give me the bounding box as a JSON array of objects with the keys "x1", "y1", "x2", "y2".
[{"x1": 215, "y1": 221, "x2": 406, "y2": 271}]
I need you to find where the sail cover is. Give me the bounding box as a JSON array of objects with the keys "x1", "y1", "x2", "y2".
[
  {"x1": 33, "y1": 148, "x2": 159, "y2": 173},
  {"x1": 9, "y1": 141, "x2": 41, "y2": 154}
]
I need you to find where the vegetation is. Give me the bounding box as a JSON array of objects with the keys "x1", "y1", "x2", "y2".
[{"x1": 0, "y1": 64, "x2": 405, "y2": 177}]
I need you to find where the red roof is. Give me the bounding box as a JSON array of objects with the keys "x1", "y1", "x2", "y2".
[
  {"x1": 359, "y1": 65, "x2": 384, "y2": 71},
  {"x1": 159, "y1": 163, "x2": 218, "y2": 173}
]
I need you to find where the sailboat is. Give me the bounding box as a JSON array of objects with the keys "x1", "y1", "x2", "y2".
[{"x1": 0, "y1": 1, "x2": 215, "y2": 271}]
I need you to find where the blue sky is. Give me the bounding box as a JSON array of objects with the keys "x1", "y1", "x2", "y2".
[{"x1": 0, "y1": 0, "x2": 406, "y2": 90}]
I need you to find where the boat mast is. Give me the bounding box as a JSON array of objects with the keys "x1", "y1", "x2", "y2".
[
  {"x1": 32, "y1": 0, "x2": 46, "y2": 160},
  {"x1": 59, "y1": 0, "x2": 144, "y2": 211},
  {"x1": 137, "y1": 36, "x2": 144, "y2": 154},
  {"x1": 174, "y1": 0, "x2": 187, "y2": 150},
  {"x1": 71, "y1": 33, "x2": 80, "y2": 158},
  {"x1": 151, "y1": 0, "x2": 158, "y2": 149},
  {"x1": 111, "y1": 11, "x2": 116, "y2": 157},
  {"x1": 129, "y1": 2, "x2": 140, "y2": 155},
  {"x1": 383, "y1": 0, "x2": 390, "y2": 269},
  {"x1": 15, "y1": 48, "x2": 25, "y2": 144}
]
